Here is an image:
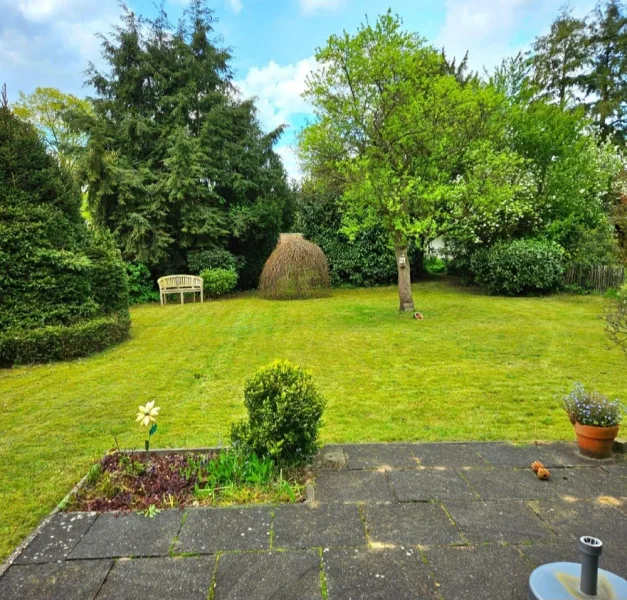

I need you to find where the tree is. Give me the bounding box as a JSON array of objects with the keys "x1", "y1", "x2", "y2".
[
  {"x1": 78, "y1": 1, "x2": 293, "y2": 286},
  {"x1": 299, "y1": 13, "x2": 522, "y2": 311},
  {"x1": 582, "y1": 0, "x2": 627, "y2": 142},
  {"x1": 530, "y1": 4, "x2": 588, "y2": 108},
  {"x1": 13, "y1": 87, "x2": 92, "y2": 174}
]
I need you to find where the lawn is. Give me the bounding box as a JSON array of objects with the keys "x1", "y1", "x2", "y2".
[{"x1": 1, "y1": 278, "x2": 626, "y2": 561}]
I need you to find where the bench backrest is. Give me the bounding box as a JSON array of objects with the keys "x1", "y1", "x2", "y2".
[{"x1": 157, "y1": 275, "x2": 203, "y2": 291}]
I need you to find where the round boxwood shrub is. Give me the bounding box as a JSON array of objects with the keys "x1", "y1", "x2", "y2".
[
  {"x1": 0, "y1": 105, "x2": 129, "y2": 365},
  {"x1": 200, "y1": 268, "x2": 238, "y2": 298},
  {"x1": 470, "y1": 239, "x2": 566, "y2": 296},
  {"x1": 230, "y1": 360, "x2": 326, "y2": 464},
  {"x1": 188, "y1": 248, "x2": 239, "y2": 274}
]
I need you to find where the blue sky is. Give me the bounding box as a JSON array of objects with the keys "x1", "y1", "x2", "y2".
[{"x1": 1, "y1": 0, "x2": 594, "y2": 177}]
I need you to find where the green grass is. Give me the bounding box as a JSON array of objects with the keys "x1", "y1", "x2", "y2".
[{"x1": 1, "y1": 279, "x2": 626, "y2": 561}]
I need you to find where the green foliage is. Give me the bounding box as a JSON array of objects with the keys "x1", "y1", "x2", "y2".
[
  {"x1": 78, "y1": 1, "x2": 293, "y2": 288},
  {"x1": 470, "y1": 239, "x2": 566, "y2": 296},
  {"x1": 125, "y1": 262, "x2": 158, "y2": 305},
  {"x1": 606, "y1": 284, "x2": 627, "y2": 356},
  {"x1": 230, "y1": 360, "x2": 326, "y2": 464},
  {"x1": 200, "y1": 268, "x2": 238, "y2": 298},
  {"x1": 424, "y1": 256, "x2": 447, "y2": 275},
  {"x1": 562, "y1": 382, "x2": 625, "y2": 427},
  {"x1": 188, "y1": 248, "x2": 239, "y2": 275},
  {"x1": 0, "y1": 105, "x2": 129, "y2": 366}
]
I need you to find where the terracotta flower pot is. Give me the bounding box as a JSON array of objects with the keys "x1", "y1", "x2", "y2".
[{"x1": 574, "y1": 422, "x2": 619, "y2": 458}]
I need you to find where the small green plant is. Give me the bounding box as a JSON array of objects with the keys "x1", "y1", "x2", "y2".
[
  {"x1": 200, "y1": 268, "x2": 238, "y2": 298},
  {"x1": 85, "y1": 463, "x2": 102, "y2": 485},
  {"x1": 230, "y1": 360, "x2": 326, "y2": 464},
  {"x1": 136, "y1": 400, "x2": 160, "y2": 452},
  {"x1": 141, "y1": 504, "x2": 162, "y2": 518},
  {"x1": 562, "y1": 383, "x2": 625, "y2": 428}
]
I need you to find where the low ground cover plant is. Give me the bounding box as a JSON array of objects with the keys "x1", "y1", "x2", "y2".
[{"x1": 562, "y1": 383, "x2": 625, "y2": 428}]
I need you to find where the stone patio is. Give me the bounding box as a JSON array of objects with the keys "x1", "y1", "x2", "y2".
[{"x1": 1, "y1": 442, "x2": 626, "y2": 599}]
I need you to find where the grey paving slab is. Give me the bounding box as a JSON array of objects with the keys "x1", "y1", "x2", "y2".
[
  {"x1": 425, "y1": 544, "x2": 530, "y2": 600},
  {"x1": 322, "y1": 548, "x2": 437, "y2": 600},
  {"x1": 529, "y1": 498, "x2": 627, "y2": 551},
  {"x1": 96, "y1": 556, "x2": 215, "y2": 600},
  {"x1": 445, "y1": 500, "x2": 555, "y2": 543},
  {"x1": 213, "y1": 550, "x2": 322, "y2": 600},
  {"x1": 552, "y1": 468, "x2": 627, "y2": 499},
  {"x1": 313, "y1": 470, "x2": 396, "y2": 503},
  {"x1": 363, "y1": 503, "x2": 463, "y2": 547},
  {"x1": 474, "y1": 443, "x2": 563, "y2": 468},
  {"x1": 69, "y1": 510, "x2": 182, "y2": 559},
  {"x1": 176, "y1": 507, "x2": 271, "y2": 554},
  {"x1": 313, "y1": 445, "x2": 347, "y2": 470},
  {"x1": 463, "y1": 468, "x2": 559, "y2": 500},
  {"x1": 520, "y1": 543, "x2": 627, "y2": 580},
  {"x1": 273, "y1": 503, "x2": 366, "y2": 550},
  {"x1": 0, "y1": 559, "x2": 112, "y2": 600},
  {"x1": 412, "y1": 443, "x2": 489, "y2": 468},
  {"x1": 343, "y1": 444, "x2": 419, "y2": 470},
  {"x1": 602, "y1": 464, "x2": 627, "y2": 477},
  {"x1": 547, "y1": 442, "x2": 613, "y2": 467},
  {"x1": 388, "y1": 469, "x2": 477, "y2": 502},
  {"x1": 15, "y1": 512, "x2": 97, "y2": 564}
]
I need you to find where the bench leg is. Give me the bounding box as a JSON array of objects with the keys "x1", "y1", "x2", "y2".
[
  {"x1": 160, "y1": 292, "x2": 164, "y2": 306},
  {"x1": 201, "y1": 290, "x2": 204, "y2": 303},
  {"x1": 180, "y1": 291, "x2": 184, "y2": 305}
]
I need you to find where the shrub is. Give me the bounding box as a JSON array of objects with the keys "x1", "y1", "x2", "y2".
[
  {"x1": 259, "y1": 235, "x2": 330, "y2": 300},
  {"x1": 562, "y1": 383, "x2": 624, "y2": 428},
  {"x1": 470, "y1": 239, "x2": 566, "y2": 296},
  {"x1": 230, "y1": 360, "x2": 326, "y2": 464},
  {"x1": 606, "y1": 284, "x2": 627, "y2": 357},
  {"x1": 424, "y1": 255, "x2": 447, "y2": 275},
  {"x1": 126, "y1": 262, "x2": 159, "y2": 304},
  {"x1": 200, "y1": 268, "x2": 238, "y2": 298},
  {"x1": 187, "y1": 248, "x2": 240, "y2": 275}
]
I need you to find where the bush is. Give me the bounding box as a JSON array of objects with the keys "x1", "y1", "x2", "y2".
[
  {"x1": 230, "y1": 360, "x2": 326, "y2": 464},
  {"x1": 187, "y1": 248, "x2": 240, "y2": 275},
  {"x1": 470, "y1": 239, "x2": 566, "y2": 296},
  {"x1": 424, "y1": 255, "x2": 447, "y2": 275},
  {"x1": 200, "y1": 268, "x2": 238, "y2": 298},
  {"x1": 0, "y1": 313, "x2": 130, "y2": 367},
  {"x1": 259, "y1": 236, "x2": 330, "y2": 300},
  {"x1": 606, "y1": 284, "x2": 627, "y2": 357},
  {"x1": 126, "y1": 262, "x2": 159, "y2": 304}
]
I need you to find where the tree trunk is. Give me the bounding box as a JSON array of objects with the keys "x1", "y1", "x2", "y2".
[{"x1": 395, "y1": 246, "x2": 415, "y2": 312}]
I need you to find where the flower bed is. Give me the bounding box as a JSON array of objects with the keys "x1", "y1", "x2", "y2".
[{"x1": 66, "y1": 449, "x2": 308, "y2": 513}]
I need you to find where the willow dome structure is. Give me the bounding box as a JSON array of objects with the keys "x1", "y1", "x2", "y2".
[{"x1": 259, "y1": 234, "x2": 330, "y2": 300}]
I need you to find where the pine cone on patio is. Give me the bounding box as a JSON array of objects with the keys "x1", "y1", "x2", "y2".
[
  {"x1": 531, "y1": 461, "x2": 544, "y2": 473},
  {"x1": 537, "y1": 467, "x2": 551, "y2": 480}
]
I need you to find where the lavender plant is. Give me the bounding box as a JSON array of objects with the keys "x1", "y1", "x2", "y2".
[{"x1": 562, "y1": 383, "x2": 624, "y2": 428}]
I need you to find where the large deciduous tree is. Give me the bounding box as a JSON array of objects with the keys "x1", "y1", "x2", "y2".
[
  {"x1": 299, "y1": 12, "x2": 524, "y2": 311},
  {"x1": 78, "y1": 0, "x2": 293, "y2": 286}
]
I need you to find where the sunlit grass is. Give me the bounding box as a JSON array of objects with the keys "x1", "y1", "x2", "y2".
[{"x1": 1, "y1": 278, "x2": 625, "y2": 561}]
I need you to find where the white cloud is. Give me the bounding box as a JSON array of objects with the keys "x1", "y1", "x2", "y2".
[
  {"x1": 275, "y1": 145, "x2": 302, "y2": 181},
  {"x1": 229, "y1": 0, "x2": 243, "y2": 14},
  {"x1": 235, "y1": 57, "x2": 317, "y2": 132},
  {"x1": 300, "y1": 0, "x2": 344, "y2": 15}
]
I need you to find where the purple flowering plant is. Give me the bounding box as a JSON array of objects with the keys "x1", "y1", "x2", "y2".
[{"x1": 562, "y1": 383, "x2": 625, "y2": 428}]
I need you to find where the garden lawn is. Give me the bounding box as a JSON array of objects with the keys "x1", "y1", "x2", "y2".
[{"x1": 2, "y1": 279, "x2": 627, "y2": 561}]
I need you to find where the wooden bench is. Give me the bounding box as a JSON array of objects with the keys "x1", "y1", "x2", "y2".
[{"x1": 157, "y1": 275, "x2": 203, "y2": 305}]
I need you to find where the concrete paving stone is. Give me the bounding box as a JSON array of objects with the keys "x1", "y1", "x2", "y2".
[
  {"x1": 343, "y1": 444, "x2": 419, "y2": 470},
  {"x1": 602, "y1": 464, "x2": 627, "y2": 478},
  {"x1": 474, "y1": 443, "x2": 564, "y2": 468},
  {"x1": 96, "y1": 556, "x2": 215, "y2": 600},
  {"x1": 313, "y1": 470, "x2": 396, "y2": 503},
  {"x1": 463, "y1": 469, "x2": 559, "y2": 500},
  {"x1": 176, "y1": 507, "x2": 272, "y2": 554},
  {"x1": 323, "y1": 548, "x2": 438, "y2": 600},
  {"x1": 445, "y1": 500, "x2": 555, "y2": 543},
  {"x1": 425, "y1": 544, "x2": 530, "y2": 600},
  {"x1": 313, "y1": 445, "x2": 347, "y2": 470},
  {"x1": 388, "y1": 469, "x2": 477, "y2": 502},
  {"x1": 412, "y1": 443, "x2": 490, "y2": 468},
  {"x1": 552, "y1": 468, "x2": 627, "y2": 499},
  {"x1": 547, "y1": 442, "x2": 614, "y2": 467},
  {"x1": 15, "y1": 512, "x2": 97, "y2": 564},
  {"x1": 529, "y1": 498, "x2": 627, "y2": 551},
  {"x1": 363, "y1": 503, "x2": 463, "y2": 547},
  {"x1": 69, "y1": 510, "x2": 182, "y2": 559},
  {"x1": 213, "y1": 550, "x2": 322, "y2": 600},
  {"x1": 273, "y1": 503, "x2": 366, "y2": 550},
  {"x1": 0, "y1": 559, "x2": 112, "y2": 600},
  {"x1": 520, "y1": 542, "x2": 627, "y2": 580}
]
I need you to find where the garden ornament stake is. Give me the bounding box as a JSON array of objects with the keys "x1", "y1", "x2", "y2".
[
  {"x1": 137, "y1": 401, "x2": 160, "y2": 453},
  {"x1": 528, "y1": 536, "x2": 627, "y2": 599}
]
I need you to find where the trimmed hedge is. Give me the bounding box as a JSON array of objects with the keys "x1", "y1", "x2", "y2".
[
  {"x1": 200, "y1": 268, "x2": 239, "y2": 298},
  {"x1": 471, "y1": 238, "x2": 566, "y2": 296},
  {"x1": 0, "y1": 313, "x2": 130, "y2": 367}
]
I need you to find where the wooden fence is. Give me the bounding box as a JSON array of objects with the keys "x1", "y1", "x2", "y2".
[{"x1": 564, "y1": 265, "x2": 625, "y2": 291}]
